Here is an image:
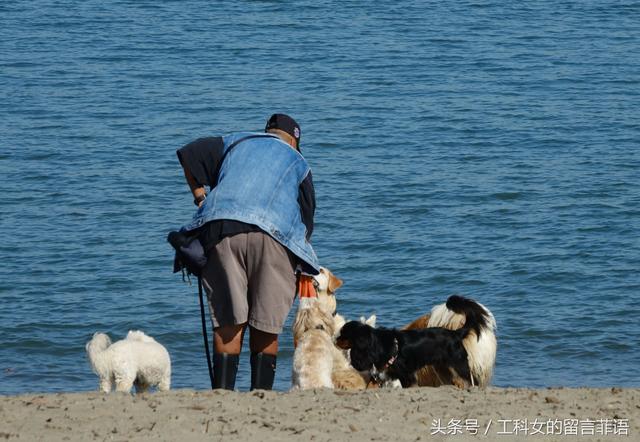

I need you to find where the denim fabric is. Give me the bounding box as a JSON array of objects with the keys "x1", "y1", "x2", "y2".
[{"x1": 182, "y1": 132, "x2": 319, "y2": 274}]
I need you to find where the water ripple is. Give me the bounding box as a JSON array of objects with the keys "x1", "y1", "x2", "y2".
[{"x1": 1, "y1": 0, "x2": 639, "y2": 394}]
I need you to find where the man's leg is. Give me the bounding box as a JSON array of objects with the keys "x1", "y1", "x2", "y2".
[
  {"x1": 245, "y1": 232, "x2": 298, "y2": 391},
  {"x1": 248, "y1": 327, "x2": 278, "y2": 390},
  {"x1": 211, "y1": 324, "x2": 245, "y2": 390},
  {"x1": 202, "y1": 235, "x2": 250, "y2": 390},
  {"x1": 214, "y1": 323, "x2": 246, "y2": 354},
  {"x1": 249, "y1": 327, "x2": 278, "y2": 354}
]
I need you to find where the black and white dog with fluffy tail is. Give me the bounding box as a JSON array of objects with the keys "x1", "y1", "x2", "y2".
[{"x1": 336, "y1": 295, "x2": 492, "y2": 388}]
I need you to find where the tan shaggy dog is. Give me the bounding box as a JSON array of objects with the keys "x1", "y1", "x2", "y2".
[
  {"x1": 291, "y1": 300, "x2": 367, "y2": 390},
  {"x1": 291, "y1": 301, "x2": 336, "y2": 389},
  {"x1": 313, "y1": 267, "x2": 343, "y2": 319}
]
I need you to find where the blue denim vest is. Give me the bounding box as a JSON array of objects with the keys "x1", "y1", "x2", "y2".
[{"x1": 182, "y1": 132, "x2": 320, "y2": 274}]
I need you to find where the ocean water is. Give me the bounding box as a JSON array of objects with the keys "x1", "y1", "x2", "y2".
[{"x1": 1, "y1": 0, "x2": 638, "y2": 394}]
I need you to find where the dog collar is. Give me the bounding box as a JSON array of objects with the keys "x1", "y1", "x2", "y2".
[
  {"x1": 370, "y1": 337, "x2": 399, "y2": 387},
  {"x1": 382, "y1": 337, "x2": 399, "y2": 370},
  {"x1": 366, "y1": 337, "x2": 400, "y2": 388}
]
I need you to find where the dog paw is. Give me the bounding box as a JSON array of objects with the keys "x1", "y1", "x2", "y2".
[{"x1": 452, "y1": 378, "x2": 467, "y2": 389}]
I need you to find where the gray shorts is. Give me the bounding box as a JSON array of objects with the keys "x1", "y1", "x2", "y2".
[{"x1": 201, "y1": 231, "x2": 298, "y2": 334}]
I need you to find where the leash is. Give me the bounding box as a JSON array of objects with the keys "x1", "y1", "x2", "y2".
[
  {"x1": 367, "y1": 338, "x2": 399, "y2": 387},
  {"x1": 197, "y1": 276, "x2": 215, "y2": 389}
]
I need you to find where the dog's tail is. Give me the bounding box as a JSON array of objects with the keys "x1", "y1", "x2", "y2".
[
  {"x1": 445, "y1": 295, "x2": 497, "y2": 387},
  {"x1": 445, "y1": 295, "x2": 490, "y2": 341},
  {"x1": 85, "y1": 332, "x2": 112, "y2": 373},
  {"x1": 126, "y1": 330, "x2": 155, "y2": 343}
]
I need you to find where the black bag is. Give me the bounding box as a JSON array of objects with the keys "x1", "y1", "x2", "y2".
[{"x1": 168, "y1": 230, "x2": 207, "y2": 277}]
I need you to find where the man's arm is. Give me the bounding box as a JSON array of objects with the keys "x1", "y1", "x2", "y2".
[
  {"x1": 176, "y1": 137, "x2": 225, "y2": 207},
  {"x1": 182, "y1": 167, "x2": 207, "y2": 207},
  {"x1": 298, "y1": 171, "x2": 316, "y2": 240}
]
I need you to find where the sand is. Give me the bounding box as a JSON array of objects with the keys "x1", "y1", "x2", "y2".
[{"x1": 0, "y1": 387, "x2": 636, "y2": 441}]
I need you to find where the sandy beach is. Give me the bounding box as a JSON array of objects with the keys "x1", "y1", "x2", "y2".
[{"x1": 1, "y1": 387, "x2": 636, "y2": 441}]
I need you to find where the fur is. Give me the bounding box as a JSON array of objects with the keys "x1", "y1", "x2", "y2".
[
  {"x1": 313, "y1": 266, "x2": 343, "y2": 317},
  {"x1": 291, "y1": 302, "x2": 337, "y2": 389},
  {"x1": 86, "y1": 330, "x2": 171, "y2": 393},
  {"x1": 313, "y1": 267, "x2": 375, "y2": 338},
  {"x1": 291, "y1": 299, "x2": 368, "y2": 390},
  {"x1": 336, "y1": 295, "x2": 492, "y2": 388},
  {"x1": 306, "y1": 266, "x2": 375, "y2": 389},
  {"x1": 403, "y1": 297, "x2": 497, "y2": 387}
]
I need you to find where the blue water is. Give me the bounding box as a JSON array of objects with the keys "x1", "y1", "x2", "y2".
[{"x1": 1, "y1": 1, "x2": 639, "y2": 394}]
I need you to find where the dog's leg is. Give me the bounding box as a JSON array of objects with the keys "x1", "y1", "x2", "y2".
[
  {"x1": 387, "y1": 379, "x2": 403, "y2": 389},
  {"x1": 99, "y1": 376, "x2": 112, "y2": 393},
  {"x1": 158, "y1": 375, "x2": 171, "y2": 392},
  {"x1": 134, "y1": 379, "x2": 149, "y2": 393},
  {"x1": 449, "y1": 363, "x2": 472, "y2": 389},
  {"x1": 392, "y1": 367, "x2": 416, "y2": 389},
  {"x1": 398, "y1": 374, "x2": 415, "y2": 388},
  {"x1": 115, "y1": 374, "x2": 135, "y2": 393},
  {"x1": 452, "y1": 376, "x2": 466, "y2": 389},
  {"x1": 387, "y1": 360, "x2": 415, "y2": 388}
]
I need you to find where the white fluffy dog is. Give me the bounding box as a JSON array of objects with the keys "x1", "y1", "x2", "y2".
[{"x1": 86, "y1": 330, "x2": 171, "y2": 393}]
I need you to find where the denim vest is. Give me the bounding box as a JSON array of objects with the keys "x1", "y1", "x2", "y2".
[{"x1": 182, "y1": 132, "x2": 320, "y2": 274}]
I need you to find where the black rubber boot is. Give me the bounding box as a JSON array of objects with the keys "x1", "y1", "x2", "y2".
[
  {"x1": 250, "y1": 352, "x2": 276, "y2": 391},
  {"x1": 212, "y1": 353, "x2": 239, "y2": 390}
]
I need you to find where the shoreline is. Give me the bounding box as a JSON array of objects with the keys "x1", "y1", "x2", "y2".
[{"x1": 1, "y1": 387, "x2": 636, "y2": 441}]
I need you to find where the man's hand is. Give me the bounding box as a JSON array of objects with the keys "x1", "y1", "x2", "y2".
[{"x1": 182, "y1": 166, "x2": 206, "y2": 207}]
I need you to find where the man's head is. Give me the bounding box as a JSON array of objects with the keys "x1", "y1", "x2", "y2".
[{"x1": 265, "y1": 113, "x2": 301, "y2": 151}]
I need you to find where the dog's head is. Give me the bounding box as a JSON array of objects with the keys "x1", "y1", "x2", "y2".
[
  {"x1": 313, "y1": 267, "x2": 343, "y2": 314},
  {"x1": 292, "y1": 302, "x2": 336, "y2": 344},
  {"x1": 335, "y1": 321, "x2": 380, "y2": 372}
]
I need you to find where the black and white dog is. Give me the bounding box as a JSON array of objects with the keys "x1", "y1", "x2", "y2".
[{"x1": 336, "y1": 295, "x2": 491, "y2": 388}]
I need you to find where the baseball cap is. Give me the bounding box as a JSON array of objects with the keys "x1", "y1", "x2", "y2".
[{"x1": 265, "y1": 113, "x2": 301, "y2": 149}]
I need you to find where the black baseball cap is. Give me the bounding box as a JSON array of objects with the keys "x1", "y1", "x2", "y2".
[{"x1": 265, "y1": 113, "x2": 301, "y2": 149}]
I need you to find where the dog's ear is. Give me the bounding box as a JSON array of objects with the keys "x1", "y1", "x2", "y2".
[
  {"x1": 327, "y1": 270, "x2": 343, "y2": 294},
  {"x1": 361, "y1": 314, "x2": 376, "y2": 327},
  {"x1": 365, "y1": 327, "x2": 391, "y2": 370},
  {"x1": 335, "y1": 321, "x2": 354, "y2": 349},
  {"x1": 349, "y1": 330, "x2": 374, "y2": 371},
  {"x1": 367, "y1": 315, "x2": 377, "y2": 327}
]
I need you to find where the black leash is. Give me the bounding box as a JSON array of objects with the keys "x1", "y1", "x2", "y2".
[{"x1": 197, "y1": 276, "x2": 214, "y2": 389}]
